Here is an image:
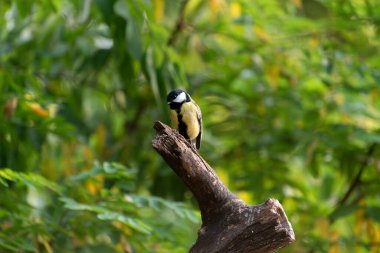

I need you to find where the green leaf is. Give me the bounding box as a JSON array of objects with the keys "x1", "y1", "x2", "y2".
[
  {"x1": 0, "y1": 168, "x2": 62, "y2": 193},
  {"x1": 146, "y1": 46, "x2": 162, "y2": 108},
  {"x1": 329, "y1": 203, "x2": 359, "y2": 221},
  {"x1": 355, "y1": 131, "x2": 380, "y2": 144},
  {"x1": 125, "y1": 194, "x2": 199, "y2": 224},
  {"x1": 0, "y1": 239, "x2": 18, "y2": 252},
  {"x1": 60, "y1": 197, "x2": 152, "y2": 234},
  {"x1": 60, "y1": 197, "x2": 107, "y2": 213},
  {"x1": 302, "y1": 0, "x2": 329, "y2": 19},
  {"x1": 366, "y1": 206, "x2": 380, "y2": 222},
  {"x1": 114, "y1": 0, "x2": 142, "y2": 59},
  {"x1": 185, "y1": 210, "x2": 200, "y2": 224},
  {"x1": 14, "y1": 0, "x2": 33, "y2": 18},
  {"x1": 70, "y1": 166, "x2": 103, "y2": 181},
  {"x1": 71, "y1": 162, "x2": 136, "y2": 181},
  {"x1": 0, "y1": 234, "x2": 37, "y2": 252},
  {"x1": 97, "y1": 212, "x2": 152, "y2": 234}
]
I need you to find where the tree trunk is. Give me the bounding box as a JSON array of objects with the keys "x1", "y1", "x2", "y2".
[{"x1": 152, "y1": 121, "x2": 295, "y2": 253}]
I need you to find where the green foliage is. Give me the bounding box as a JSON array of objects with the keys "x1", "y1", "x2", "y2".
[
  {"x1": 0, "y1": 168, "x2": 62, "y2": 192},
  {"x1": 1, "y1": 0, "x2": 380, "y2": 252},
  {"x1": 0, "y1": 163, "x2": 198, "y2": 252}
]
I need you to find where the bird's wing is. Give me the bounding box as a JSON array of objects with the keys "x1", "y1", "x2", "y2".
[{"x1": 195, "y1": 102, "x2": 202, "y2": 149}]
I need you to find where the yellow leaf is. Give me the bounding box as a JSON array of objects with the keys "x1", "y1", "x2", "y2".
[
  {"x1": 266, "y1": 64, "x2": 280, "y2": 87},
  {"x1": 154, "y1": 0, "x2": 164, "y2": 21},
  {"x1": 86, "y1": 175, "x2": 103, "y2": 195},
  {"x1": 328, "y1": 231, "x2": 340, "y2": 253},
  {"x1": 333, "y1": 93, "x2": 345, "y2": 105},
  {"x1": 82, "y1": 146, "x2": 94, "y2": 170},
  {"x1": 341, "y1": 114, "x2": 349, "y2": 124},
  {"x1": 315, "y1": 217, "x2": 330, "y2": 240},
  {"x1": 114, "y1": 221, "x2": 133, "y2": 235},
  {"x1": 253, "y1": 25, "x2": 271, "y2": 43},
  {"x1": 95, "y1": 123, "x2": 107, "y2": 155},
  {"x1": 309, "y1": 37, "x2": 319, "y2": 48},
  {"x1": 367, "y1": 218, "x2": 373, "y2": 237},
  {"x1": 41, "y1": 155, "x2": 56, "y2": 180},
  {"x1": 117, "y1": 236, "x2": 133, "y2": 253},
  {"x1": 85, "y1": 181, "x2": 100, "y2": 195},
  {"x1": 354, "y1": 208, "x2": 365, "y2": 237},
  {"x1": 63, "y1": 142, "x2": 76, "y2": 176},
  {"x1": 27, "y1": 102, "x2": 49, "y2": 118},
  {"x1": 292, "y1": 0, "x2": 302, "y2": 9},
  {"x1": 328, "y1": 244, "x2": 339, "y2": 253},
  {"x1": 208, "y1": 0, "x2": 224, "y2": 14},
  {"x1": 24, "y1": 92, "x2": 34, "y2": 100},
  {"x1": 230, "y1": 2, "x2": 241, "y2": 18},
  {"x1": 374, "y1": 224, "x2": 380, "y2": 249}
]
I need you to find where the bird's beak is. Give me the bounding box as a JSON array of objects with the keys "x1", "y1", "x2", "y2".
[{"x1": 167, "y1": 102, "x2": 171, "y2": 105}]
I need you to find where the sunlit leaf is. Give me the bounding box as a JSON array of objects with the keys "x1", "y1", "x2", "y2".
[
  {"x1": 230, "y1": 2, "x2": 241, "y2": 18},
  {"x1": 154, "y1": 0, "x2": 164, "y2": 21},
  {"x1": 26, "y1": 102, "x2": 50, "y2": 118},
  {"x1": 60, "y1": 197, "x2": 152, "y2": 234},
  {"x1": 208, "y1": 0, "x2": 225, "y2": 14},
  {"x1": 97, "y1": 212, "x2": 152, "y2": 234},
  {"x1": 0, "y1": 169, "x2": 62, "y2": 193},
  {"x1": 253, "y1": 25, "x2": 271, "y2": 43}
]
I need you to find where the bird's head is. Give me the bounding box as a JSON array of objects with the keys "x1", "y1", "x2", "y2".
[{"x1": 167, "y1": 89, "x2": 189, "y2": 107}]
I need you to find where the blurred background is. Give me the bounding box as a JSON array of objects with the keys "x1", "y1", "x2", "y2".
[{"x1": 1, "y1": 0, "x2": 380, "y2": 252}]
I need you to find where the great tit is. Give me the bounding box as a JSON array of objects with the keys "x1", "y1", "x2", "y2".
[{"x1": 167, "y1": 89, "x2": 202, "y2": 149}]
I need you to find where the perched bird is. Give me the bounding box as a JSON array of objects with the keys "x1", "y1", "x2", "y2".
[{"x1": 167, "y1": 89, "x2": 202, "y2": 149}]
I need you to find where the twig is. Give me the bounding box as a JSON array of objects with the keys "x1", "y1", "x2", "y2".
[
  {"x1": 336, "y1": 143, "x2": 377, "y2": 207},
  {"x1": 167, "y1": 0, "x2": 189, "y2": 46}
]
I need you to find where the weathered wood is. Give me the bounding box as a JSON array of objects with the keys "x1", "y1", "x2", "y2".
[{"x1": 152, "y1": 121, "x2": 295, "y2": 253}]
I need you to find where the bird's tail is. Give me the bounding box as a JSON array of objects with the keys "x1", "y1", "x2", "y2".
[{"x1": 189, "y1": 139, "x2": 197, "y2": 149}]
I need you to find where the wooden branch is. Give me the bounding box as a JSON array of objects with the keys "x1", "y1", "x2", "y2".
[{"x1": 152, "y1": 121, "x2": 295, "y2": 253}]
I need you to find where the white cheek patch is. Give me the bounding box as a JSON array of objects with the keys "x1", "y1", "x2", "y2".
[{"x1": 173, "y1": 92, "x2": 186, "y2": 103}]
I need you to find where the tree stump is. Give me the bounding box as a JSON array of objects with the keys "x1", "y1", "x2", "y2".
[{"x1": 152, "y1": 121, "x2": 295, "y2": 253}]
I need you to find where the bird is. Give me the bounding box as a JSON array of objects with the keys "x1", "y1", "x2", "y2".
[{"x1": 166, "y1": 89, "x2": 202, "y2": 149}]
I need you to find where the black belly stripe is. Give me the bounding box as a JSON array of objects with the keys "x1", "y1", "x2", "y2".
[{"x1": 177, "y1": 114, "x2": 190, "y2": 140}]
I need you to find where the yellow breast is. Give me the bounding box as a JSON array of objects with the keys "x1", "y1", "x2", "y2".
[
  {"x1": 169, "y1": 102, "x2": 200, "y2": 140},
  {"x1": 169, "y1": 109, "x2": 179, "y2": 129},
  {"x1": 180, "y1": 102, "x2": 200, "y2": 140}
]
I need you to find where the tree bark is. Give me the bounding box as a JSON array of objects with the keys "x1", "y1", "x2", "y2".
[{"x1": 152, "y1": 121, "x2": 295, "y2": 253}]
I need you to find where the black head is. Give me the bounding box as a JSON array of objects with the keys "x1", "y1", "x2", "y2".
[{"x1": 167, "y1": 89, "x2": 190, "y2": 105}]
